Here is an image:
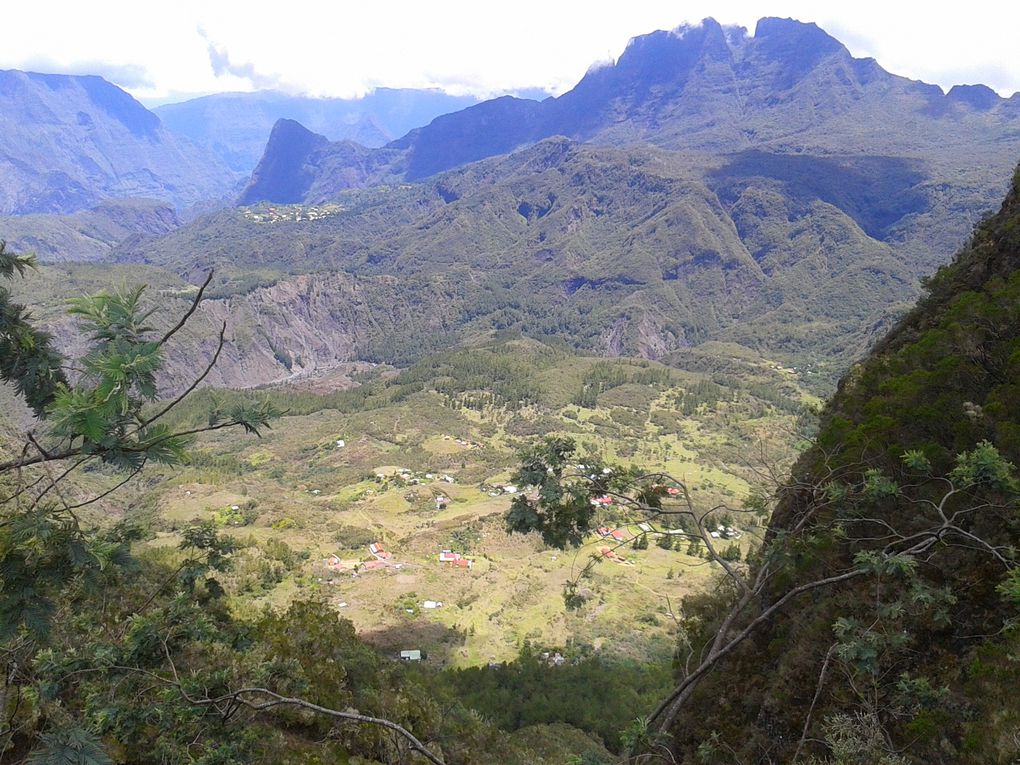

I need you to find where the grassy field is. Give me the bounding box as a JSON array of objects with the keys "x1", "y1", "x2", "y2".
[{"x1": 129, "y1": 342, "x2": 812, "y2": 667}]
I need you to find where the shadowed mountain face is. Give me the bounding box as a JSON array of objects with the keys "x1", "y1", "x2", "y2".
[
  {"x1": 0, "y1": 70, "x2": 241, "y2": 214},
  {"x1": 238, "y1": 119, "x2": 405, "y2": 205},
  {"x1": 665, "y1": 167, "x2": 1020, "y2": 765},
  {"x1": 154, "y1": 88, "x2": 484, "y2": 174},
  {"x1": 241, "y1": 17, "x2": 1020, "y2": 203}
]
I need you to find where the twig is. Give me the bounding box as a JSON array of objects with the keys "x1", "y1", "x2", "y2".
[
  {"x1": 158, "y1": 270, "x2": 214, "y2": 347},
  {"x1": 792, "y1": 643, "x2": 838, "y2": 763}
]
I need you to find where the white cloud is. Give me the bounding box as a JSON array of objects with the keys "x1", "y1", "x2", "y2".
[{"x1": 1, "y1": 1, "x2": 1017, "y2": 102}]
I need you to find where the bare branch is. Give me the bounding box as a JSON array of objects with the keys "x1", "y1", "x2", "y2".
[
  {"x1": 141, "y1": 321, "x2": 227, "y2": 429},
  {"x1": 158, "y1": 270, "x2": 214, "y2": 347}
]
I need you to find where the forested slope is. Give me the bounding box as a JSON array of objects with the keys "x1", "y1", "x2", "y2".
[{"x1": 666, "y1": 166, "x2": 1020, "y2": 763}]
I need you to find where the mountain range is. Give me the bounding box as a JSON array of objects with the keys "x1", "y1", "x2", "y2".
[
  {"x1": 2, "y1": 16, "x2": 1020, "y2": 394},
  {"x1": 153, "y1": 88, "x2": 488, "y2": 173},
  {"x1": 240, "y1": 18, "x2": 1020, "y2": 203},
  {"x1": 0, "y1": 70, "x2": 240, "y2": 215}
]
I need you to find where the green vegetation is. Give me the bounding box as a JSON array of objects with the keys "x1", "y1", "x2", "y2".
[
  {"x1": 650, "y1": 167, "x2": 1020, "y2": 763},
  {"x1": 0, "y1": 254, "x2": 628, "y2": 764},
  {"x1": 105, "y1": 138, "x2": 955, "y2": 389},
  {"x1": 1, "y1": 244, "x2": 817, "y2": 763},
  {"x1": 443, "y1": 646, "x2": 672, "y2": 752}
]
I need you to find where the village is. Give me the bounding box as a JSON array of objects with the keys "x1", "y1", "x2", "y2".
[
  {"x1": 293, "y1": 443, "x2": 752, "y2": 665},
  {"x1": 148, "y1": 344, "x2": 795, "y2": 670},
  {"x1": 242, "y1": 202, "x2": 345, "y2": 224}
]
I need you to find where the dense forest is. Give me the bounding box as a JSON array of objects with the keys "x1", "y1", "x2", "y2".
[
  {"x1": 4, "y1": 10, "x2": 1020, "y2": 764},
  {"x1": 3, "y1": 164, "x2": 1019, "y2": 762}
]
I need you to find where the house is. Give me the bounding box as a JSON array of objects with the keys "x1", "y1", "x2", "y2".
[
  {"x1": 369, "y1": 542, "x2": 392, "y2": 560},
  {"x1": 502, "y1": 485, "x2": 518, "y2": 494},
  {"x1": 336, "y1": 439, "x2": 345, "y2": 448},
  {"x1": 638, "y1": 522, "x2": 653, "y2": 532},
  {"x1": 325, "y1": 554, "x2": 342, "y2": 570},
  {"x1": 400, "y1": 650, "x2": 422, "y2": 662},
  {"x1": 439, "y1": 550, "x2": 474, "y2": 568},
  {"x1": 423, "y1": 600, "x2": 443, "y2": 609},
  {"x1": 609, "y1": 528, "x2": 627, "y2": 542},
  {"x1": 435, "y1": 495, "x2": 449, "y2": 510},
  {"x1": 599, "y1": 546, "x2": 627, "y2": 563},
  {"x1": 597, "y1": 526, "x2": 611, "y2": 538}
]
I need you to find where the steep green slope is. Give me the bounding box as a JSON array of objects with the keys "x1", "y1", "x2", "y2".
[
  {"x1": 114, "y1": 138, "x2": 933, "y2": 387},
  {"x1": 666, "y1": 167, "x2": 1020, "y2": 763}
]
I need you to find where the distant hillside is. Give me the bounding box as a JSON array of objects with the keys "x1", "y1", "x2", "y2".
[
  {"x1": 0, "y1": 198, "x2": 180, "y2": 262},
  {"x1": 116, "y1": 138, "x2": 947, "y2": 385},
  {"x1": 241, "y1": 17, "x2": 1020, "y2": 203},
  {"x1": 665, "y1": 167, "x2": 1020, "y2": 763},
  {"x1": 155, "y1": 88, "x2": 484, "y2": 173},
  {"x1": 0, "y1": 70, "x2": 242, "y2": 215}
]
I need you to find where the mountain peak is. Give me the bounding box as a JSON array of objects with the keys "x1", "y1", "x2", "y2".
[
  {"x1": 947, "y1": 83, "x2": 1001, "y2": 110},
  {"x1": 239, "y1": 119, "x2": 329, "y2": 205},
  {"x1": 751, "y1": 17, "x2": 848, "y2": 79}
]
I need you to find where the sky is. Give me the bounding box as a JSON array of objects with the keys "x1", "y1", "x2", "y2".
[{"x1": 3, "y1": 1, "x2": 1018, "y2": 105}]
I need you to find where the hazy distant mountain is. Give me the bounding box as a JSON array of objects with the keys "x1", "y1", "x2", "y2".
[
  {"x1": 13, "y1": 17, "x2": 1020, "y2": 393},
  {"x1": 154, "y1": 88, "x2": 484, "y2": 173},
  {"x1": 0, "y1": 70, "x2": 241, "y2": 215},
  {"x1": 0, "y1": 198, "x2": 179, "y2": 262},
  {"x1": 243, "y1": 17, "x2": 1020, "y2": 203}
]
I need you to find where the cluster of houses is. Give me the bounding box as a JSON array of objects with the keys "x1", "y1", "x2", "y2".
[
  {"x1": 710, "y1": 525, "x2": 742, "y2": 540},
  {"x1": 322, "y1": 539, "x2": 400, "y2": 575},
  {"x1": 599, "y1": 546, "x2": 629, "y2": 563},
  {"x1": 379, "y1": 468, "x2": 456, "y2": 487},
  {"x1": 482, "y1": 483, "x2": 518, "y2": 497},
  {"x1": 596, "y1": 526, "x2": 628, "y2": 542},
  {"x1": 242, "y1": 203, "x2": 344, "y2": 224},
  {"x1": 438, "y1": 549, "x2": 473, "y2": 568}
]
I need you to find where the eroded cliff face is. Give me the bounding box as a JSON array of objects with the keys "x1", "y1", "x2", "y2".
[
  {"x1": 158, "y1": 274, "x2": 715, "y2": 393},
  {"x1": 156, "y1": 271, "x2": 454, "y2": 392}
]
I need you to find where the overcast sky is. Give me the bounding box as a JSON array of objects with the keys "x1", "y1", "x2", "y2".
[{"x1": 4, "y1": 1, "x2": 1018, "y2": 105}]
